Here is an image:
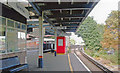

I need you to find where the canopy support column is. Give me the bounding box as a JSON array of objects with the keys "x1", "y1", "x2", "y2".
[
  {"x1": 54, "y1": 28, "x2": 57, "y2": 56},
  {"x1": 38, "y1": 11, "x2": 44, "y2": 68}
]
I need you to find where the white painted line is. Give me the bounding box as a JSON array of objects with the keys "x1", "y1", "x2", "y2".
[{"x1": 74, "y1": 53, "x2": 92, "y2": 73}]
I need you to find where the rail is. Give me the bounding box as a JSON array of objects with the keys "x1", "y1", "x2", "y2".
[{"x1": 74, "y1": 49, "x2": 113, "y2": 73}]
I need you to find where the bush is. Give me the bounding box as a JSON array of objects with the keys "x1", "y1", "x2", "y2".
[
  {"x1": 85, "y1": 49, "x2": 118, "y2": 65},
  {"x1": 100, "y1": 50, "x2": 118, "y2": 65}
]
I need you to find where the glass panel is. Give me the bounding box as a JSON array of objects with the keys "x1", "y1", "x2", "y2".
[
  {"x1": 0, "y1": 26, "x2": 6, "y2": 53},
  {"x1": 7, "y1": 19, "x2": 14, "y2": 27},
  {"x1": 58, "y1": 39, "x2": 63, "y2": 46},
  {"x1": 0, "y1": 17, "x2": 6, "y2": 26},
  {"x1": 7, "y1": 28, "x2": 18, "y2": 52},
  {"x1": 18, "y1": 31, "x2": 26, "y2": 50},
  {"x1": 22, "y1": 24, "x2": 26, "y2": 30},
  {"x1": 2, "y1": 17, "x2": 6, "y2": 26},
  {"x1": 15, "y1": 22, "x2": 20, "y2": 28},
  {"x1": 0, "y1": 17, "x2": 1, "y2": 25}
]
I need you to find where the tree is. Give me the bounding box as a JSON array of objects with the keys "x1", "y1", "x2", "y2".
[
  {"x1": 76, "y1": 17, "x2": 104, "y2": 50},
  {"x1": 101, "y1": 11, "x2": 118, "y2": 50},
  {"x1": 70, "y1": 39, "x2": 76, "y2": 45}
]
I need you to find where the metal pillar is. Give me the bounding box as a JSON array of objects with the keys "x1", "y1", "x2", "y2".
[
  {"x1": 54, "y1": 28, "x2": 57, "y2": 56},
  {"x1": 38, "y1": 11, "x2": 44, "y2": 68}
]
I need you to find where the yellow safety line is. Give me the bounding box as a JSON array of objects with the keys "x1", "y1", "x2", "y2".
[
  {"x1": 57, "y1": 53, "x2": 65, "y2": 55},
  {"x1": 68, "y1": 54, "x2": 73, "y2": 73},
  {"x1": 47, "y1": 52, "x2": 51, "y2": 53}
]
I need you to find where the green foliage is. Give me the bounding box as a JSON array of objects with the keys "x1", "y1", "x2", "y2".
[
  {"x1": 70, "y1": 39, "x2": 76, "y2": 45},
  {"x1": 101, "y1": 11, "x2": 118, "y2": 50},
  {"x1": 85, "y1": 49, "x2": 118, "y2": 65},
  {"x1": 76, "y1": 11, "x2": 119, "y2": 65},
  {"x1": 76, "y1": 17, "x2": 104, "y2": 50},
  {"x1": 100, "y1": 50, "x2": 118, "y2": 65}
]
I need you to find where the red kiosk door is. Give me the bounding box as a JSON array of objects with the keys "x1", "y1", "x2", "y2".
[{"x1": 57, "y1": 36, "x2": 66, "y2": 54}]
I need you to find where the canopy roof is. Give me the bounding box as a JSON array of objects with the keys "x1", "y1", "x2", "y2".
[{"x1": 26, "y1": 0, "x2": 99, "y2": 35}]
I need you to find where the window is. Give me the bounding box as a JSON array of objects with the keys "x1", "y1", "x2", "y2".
[
  {"x1": 58, "y1": 39, "x2": 63, "y2": 46},
  {"x1": 15, "y1": 22, "x2": 20, "y2": 28},
  {"x1": 7, "y1": 28, "x2": 18, "y2": 52},
  {"x1": 0, "y1": 17, "x2": 1, "y2": 25},
  {"x1": 0, "y1": 17, "x2": 6, "y2": 26},
  {"x1": 7, "y1": 19, "x2": 14, "y2": 27},
  {"x1": 0, "y1": 27, "x2": 6, "y2": 53},
  {"x1": 0, "y1": 16, "x2": 27, "y2": 54},
  {"x1": 18, "y1": 31, "x2": 26, "y2": 50},
  {"x1": 22, "y1": 24, "x2": 26, "y2": 30}
]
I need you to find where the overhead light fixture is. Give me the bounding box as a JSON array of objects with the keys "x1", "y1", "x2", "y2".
[
  {"x1": 60, "y1": 9, "x2": 62, "y2": 13},
  {"x1": 55, "y1": 26, "x2": 67, "y2": 29},
  {"x1": 49, "y1": 18, "x2": 56, "y2": 21},
  {"x1": 70, "y1": 10, "x2": 72, "y2": 14},
  {"x1": 58, "y1": 0, "x2": 60, "y2": 4},
  {"x1": 37, "y1": 3, "x2": 45, "y2": 6},
  {"x1": 71, "y1": 0, "x2": 73, "y2": 4},
  {"x1": 82, "y1": 11, "x2": 84, "y2": 14},
  {"x1": 60, "y1": 24, "x2": 62, "y2": 27},
  {"x1": 61, "y1": 18, "x2": 63, "y2": 20},
  {"x1": 87, "y1": 0, "x2": 90, "y2": 4},
  {"x1": 69, "y1": 18, "x2": 71, "y2": 20}
]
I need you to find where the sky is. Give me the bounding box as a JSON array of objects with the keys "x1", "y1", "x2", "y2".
[{"x1": 88, "y1": 0, "x2": 119, "y2": 24}]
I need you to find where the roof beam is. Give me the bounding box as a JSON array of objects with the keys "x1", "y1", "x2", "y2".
[
  {"x1": 39, "y1": 2, "x2": 93, "y2": 11},
  {"x1": 55, "y1": 24, "x2": 79, "y2": 26},
  {"x1": 26, "y1": 7, "x2": 90, "y2": 11},
  {"x1": 29, "y1": 2, "x2": 55, "y2": 27},
  {"x1": 29, "y1": 2, "x2": 66, "y2": 34},
  {"x1": 47, "y1": 10, "x2": 87, "y2": 18},
  {"x1": 29, "y1": 2, "x2": 41, "y2": 16},
  {"x1": 63, "y1": 29, "x2": 76, "y2": 32},
  {"x1": 47, "y1": 14, "x2": 86, "y2": 18},
  {"x1": 45, "y1": 8, "x2": 90, "y2": 11},
  {"x1": 52, "y1": 20, "x2": 82, "y2": 23},
  {"x1": 67, "y1": 27, "x2": 78, "y2": 29},
  {"x1": 29, "y1": 16, "x2": 39, "y2": 19}
]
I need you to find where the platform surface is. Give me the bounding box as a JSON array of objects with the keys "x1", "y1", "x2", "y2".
[{"x1": 27, "y1": 50, "x2": 88, "y2": 71}]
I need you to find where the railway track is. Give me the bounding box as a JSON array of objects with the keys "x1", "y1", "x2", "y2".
[{"x1": 74, "y1": 48, "x2": 114, "y2": 73}]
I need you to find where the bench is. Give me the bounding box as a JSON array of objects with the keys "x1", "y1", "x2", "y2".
[
  {"x1": 43, "y1": 49, "x2": 54, "y2": 53},
  {"x1": 0, "y1": 56, "x2": 28, "y2": 73}
]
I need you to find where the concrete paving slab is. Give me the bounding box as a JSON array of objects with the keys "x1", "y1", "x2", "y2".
[{"x1": 27, "y1": 50, "x2": 70, "y2": 71}]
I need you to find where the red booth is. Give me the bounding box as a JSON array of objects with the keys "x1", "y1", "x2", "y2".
[{"x1": 57, "y1": 36, "x2": 66, "y2": 54}]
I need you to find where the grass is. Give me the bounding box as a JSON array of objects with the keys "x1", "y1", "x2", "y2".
[
  {"x1": 100, "y1": 51, "x2": 118, "y2": 65},
  {"x1": 84, "y1": 49, "x2": 118, "y2": 65},
  {"x1": 67, "y1": 47, "x2": 71, "y2": 54}
]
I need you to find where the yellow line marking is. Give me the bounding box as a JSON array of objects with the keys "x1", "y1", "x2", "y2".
[
  {"x1": 57, "y1": 53, "x2": 65, "y2": 55},
  {"x1": 47, "y1": 52, "x2": 51, "y2": 53},
  {"x1": 68, "y1": 54, "x2": 73, "y2": 73}
]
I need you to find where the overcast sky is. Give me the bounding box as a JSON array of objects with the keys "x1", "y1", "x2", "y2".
[{"x1": 88, "y1": 0, "x2": 119, "y2": 24}]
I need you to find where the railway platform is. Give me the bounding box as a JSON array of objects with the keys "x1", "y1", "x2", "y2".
[
  {"x1": 0, "y1": 1, "x2": 117, "y2": 73},
  {"x1": 27, "y1": 49, "x2": 88, "y2": 72}
]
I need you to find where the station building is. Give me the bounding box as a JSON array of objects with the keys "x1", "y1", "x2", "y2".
[{"x1": 0, "y1": 2, "x2": 27, "y2": 64}]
